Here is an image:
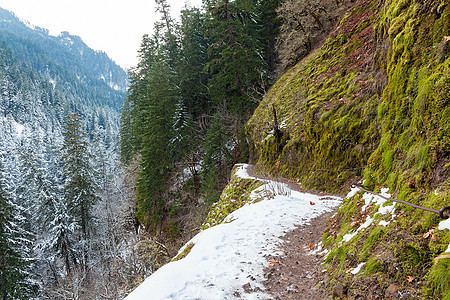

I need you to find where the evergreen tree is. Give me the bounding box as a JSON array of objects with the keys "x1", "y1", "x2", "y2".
[
  {"x1": 136, "y1": 59, "x2": 179, "y2": 229},
  {"x1": 257, "y1": 0, "x2": 282, "y2": 74},
  {"x1": 201, "y1": 112, "x2": 234, "y2": 201},
  {"x1": 155, "y1": 0, "x2": 179, "y2": 67},
  {"x1": 178, "y1": 6, "x2": 211, "y2": 120},
  {"x1": 204, "y1": 0, "x2": 264, "y2": 115},
  {"x1": 61, "y1": 113, "x2": 99, "y2": 271},
  {"x1": 120, "y1": 97, "x2": 134, "y2": 163},
  {"x1": 171, "y1": 99, "x2": 195, "y2": 160},
  {"x1": 0, "y1": 160, "x2": 34, "y2": 299}
]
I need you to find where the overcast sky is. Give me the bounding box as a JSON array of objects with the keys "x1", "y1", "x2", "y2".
[{"x1": 0, "y1": 0, "x2": 203, "y2": 69}]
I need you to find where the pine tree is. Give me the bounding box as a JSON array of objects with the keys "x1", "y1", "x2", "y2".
[
  {"x1": 205, "y1": 0, "x2": 264, "y2": 115},
  {"x1": 136, "y1": 59, "x2": 179, "y2": 230},
  {"x1": 61, "y1": 113, "x2": 99, "y2": 271},
  {"x1": 0, "y1": 160, "x2": 34, "y2": 299}
]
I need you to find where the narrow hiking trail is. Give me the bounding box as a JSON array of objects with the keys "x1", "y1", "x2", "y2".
[
  {"x1": 126, "y1": 164, "x2": 342, "y2": 299},
  {"x1": 262, "y1": 212, "x2": 336, "y2": 299},
  {"x1": 247, "y1": 165, "x2": 340, "y2": 299}
]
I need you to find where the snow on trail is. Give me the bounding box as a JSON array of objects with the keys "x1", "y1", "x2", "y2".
[{"x1": 126, "y1": 164, "x2": 342, "y2": 300}]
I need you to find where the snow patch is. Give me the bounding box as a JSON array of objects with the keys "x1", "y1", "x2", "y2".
[
  {"x1": 342, "y1": 231, "x2": 357, "y2": 243},
  {"x1": 49, "y1": 78, "x2": 56, "y2": 90},
  {"x1": 342, "y1": 216, "x2": 374, "y2": 243},
  {"x1": 439, "y1": 218, "x2": 450, "y2": 231},
  {"x1": 126, "y1": 164, "x2": 341, "y2": 299},
  {"x1": 342, "y1": 187, "x2": 395, "y2": 244},
  {"x1": 233, "y1": 164, "x2": 260, "y2": 181},
  {"x1": 110, "y1": 83, "x2": 121, "y2": 91},
  {"x1": 279, "y1": 118, "x2": 290, "y2": 130},
  {"x1": 14, "y1": 121, "x2": 25, "y2": 138},
  {"x1": 346, "y1": 186, "x2": 360, "y2": 199},
  {"x1": 379, "y1": 220, "x2": 390, "y2": 227},
  {"x1": 350, "y1": 262, "x2": 365, "y2": 275}
]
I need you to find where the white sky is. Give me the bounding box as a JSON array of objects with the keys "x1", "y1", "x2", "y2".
[{"x1": 0, "y1": 0, "x2": 203, "y2": 70}]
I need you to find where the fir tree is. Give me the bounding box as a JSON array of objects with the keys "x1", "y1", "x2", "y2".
[
  {"x1": 0, "y1": 160, "x2": 34, "y2": 299},
  {"x1": 61, "y1": 113, "x2": 99, "y2": 271},
  {"x1": 205, "y1": 0, "x2": 264, "y2": 115},
  {"x1": 178, "y1": 6, "x2": 211, "y2": 120},
  {"x1": 201, "y1": 112, "x2": 234, "y2": 201},
  {"x1": 136, "y1": 59, "x2": 179, "y2": 230}
]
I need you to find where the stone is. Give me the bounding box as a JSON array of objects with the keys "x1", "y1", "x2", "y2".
[
  {"x1": 332, "y1": 284, "x2": 346, "y2": 298},
  {"x1": 385, "y1": 284, "x2": 399, "y2": 298}
]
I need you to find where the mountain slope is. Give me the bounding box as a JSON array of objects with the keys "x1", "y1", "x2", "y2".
[
  {"x1": 0, "y1": 8, "x2": 133, "y2": 298},
  {"x1": 0, "y1": 7, "x2": 127, "y2": 109},
  {"x1": 246, "y1": 0, "x2": 450, "y2": 297}
]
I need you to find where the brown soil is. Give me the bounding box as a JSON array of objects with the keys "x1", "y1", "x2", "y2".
[
  {"x1": 246, "y1": 164, "x2": 339, "y2": 299},
  {"x1": 262, "y1": 212, "x2": 336, "y2": 300}
]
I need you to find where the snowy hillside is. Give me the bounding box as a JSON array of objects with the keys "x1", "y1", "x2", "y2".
[{"x1": 126, "y1": 164, "x2": 342, "y2": 299}]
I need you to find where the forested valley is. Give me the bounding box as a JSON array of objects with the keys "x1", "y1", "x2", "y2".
[
  {"x1": 2, "y1": 0, "x2": 448, "y2": 297},
  {"x1": 0, "y1": 6, "x2": 142, "y2": 298},
  {"x1": 0, "y1": 0, "x2": 289, "y2": 297}
]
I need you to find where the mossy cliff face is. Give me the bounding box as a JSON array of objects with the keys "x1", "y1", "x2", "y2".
[
  {"x1": 247, "y1": 0, "x2": 382, "y2": 192},
  {"x1": 246, "y1": 0, "x2": 450, "y2": 297}
]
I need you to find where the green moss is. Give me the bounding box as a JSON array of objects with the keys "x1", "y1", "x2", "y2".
[
  {"x1": 360, "y1": 226, "x2": 384, "y2": 260},
  {"x1": 364, "y1": 257, "x2": 382, "y2": 274},
  {"x1": 201, "y1": 165, "x2": 264, "y2": 230},
  {"x1": 172, "y1": 243, "x2": 194, "y2": 262},
  {"x1": 425, "y1": 258, "x2": 450, "y2": 299}
]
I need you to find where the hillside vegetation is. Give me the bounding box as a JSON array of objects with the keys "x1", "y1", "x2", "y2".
[{"x1": 246, "y1": 0, "x2": 450, "y2": 297}]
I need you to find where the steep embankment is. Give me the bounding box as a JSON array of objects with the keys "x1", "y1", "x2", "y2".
[{"x1": 246, "y1": 0, "x2": 449, "y2": 297}]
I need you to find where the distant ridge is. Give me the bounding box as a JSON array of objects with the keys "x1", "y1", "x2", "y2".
[{"x1": 0, "y1": 6, "x2": 127, "y2": 110}]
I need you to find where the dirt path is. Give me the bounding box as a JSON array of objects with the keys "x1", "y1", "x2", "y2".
[
  {"x1": 262, "y1": 212, "x2": 335, "y2": 299},
  {"x1": 246, "y1": 165, "x2": 338, "y2": 299}
]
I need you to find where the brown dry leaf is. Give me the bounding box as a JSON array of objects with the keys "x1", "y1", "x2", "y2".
[
  {"x1": 268, "y1": 259, "x2": 281, "y2": 267},
  {"x1": 310, "y1": 201, "x2": 316, "y2": 205},
  {"x1": 423, "y1": 229, "x2": 435, "y2": 239},
  {"x1": 406, "y1": 276, "x2": 414, "y2": 283},
  {"x1": 308, "y1": 243, "x2": 313, "y2": 250}
]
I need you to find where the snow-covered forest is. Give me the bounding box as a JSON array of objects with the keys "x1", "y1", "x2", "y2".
[{"x1": 0, "y1": 7, "x2": 149, "y2": 298}]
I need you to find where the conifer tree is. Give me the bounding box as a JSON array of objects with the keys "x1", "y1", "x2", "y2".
[
  {"x1": 201, "y1": 112, "x2": 234, "y2": 201},
  {"x1": 178, "y1": 6, "x2": 211, "y2": 120},
  {"x1": 205, "y1": 0, "x2": 264, "y2": 115},
  {"x1": 61, "y1": 113, "x2": 99, "y2": 271},
  {"x1": 155, "y1": 0, "x2": 179, "y2": 66},
  {"x1": 0, "y1": 160, "x2": 34, "y2": 299},
  {"x1": 119, "y1": 97, "x2": 134, "y2": 164},
  {"x1": 136, "y1": 59, "x2": 179, "y2": 229},
  {"x1": 257, "y1": 0, "x2": 282, "y2": 74}
]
